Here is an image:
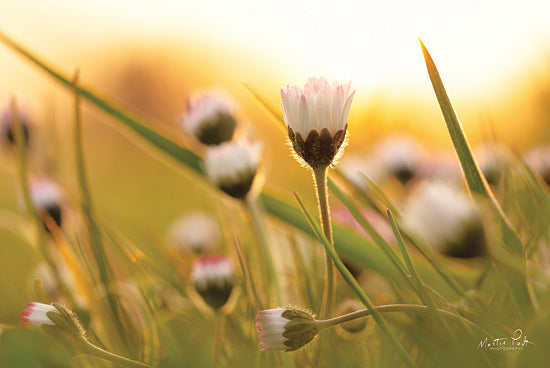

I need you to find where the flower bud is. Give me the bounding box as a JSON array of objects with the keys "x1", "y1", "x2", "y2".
[
  {"x1": 336, "y1": 300, "x2": 367, "y2": 333},
  {"x1": 0, "y1": 107, "x2": 31, "y2": 147},
  {"x1": 180, "y1": 92, "x2": 237, "y2": 145},
  {"x1": 167, "y1": 212, "x2": 221, "y2": 255},
  {"x1": 28, "y1": 176, "x2": 65, "y2": 233},
  {"x1": 281, "y1": 77, "x2": 354, "y2": 169},
  {"x1": 402, "y1": 180, "x2": 486, "y2": 258},
  {"x1": 255, "y1": 307, "x2": 319, "y2": 352},
  {"x1": 374, "y1": 135, "x2": 424, "y2": 185},
  {"x1": 191, "y1": 255, "x2": 234, "y2": 310},
  {"x1": 204, "y1": 140, "x2": 261, "y2": 199}
]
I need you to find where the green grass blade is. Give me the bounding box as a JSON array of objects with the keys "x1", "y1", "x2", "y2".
[
  {"x1": 292, "y1": 191, "x2": 415, "y2": 367},
  {"x1": 419, "y1": 39, "x2": 523, "y2": 256},
  {"x1": 72, "y1": 74, "x2": 124, "y2": 333},
  {"x1": 420, "y1": 40, "x2": 532, "y2": 314},
  {"x1": 259, "y1": 192, "x2": 398, "y2": 278},
  {"x1": 327, "y1": 178, "x2": 408, "y2": 278},
  {"x1": 387, "y1": 210, "x2": 454, "y2": 335},
  {"x1": 0, "y1": 30, "x2": 203, "y2": 175},
  {"x1": 242, "y1": 83, "x2": 286, "y2": 133}
]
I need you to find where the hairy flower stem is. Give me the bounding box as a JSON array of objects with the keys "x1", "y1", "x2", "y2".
[
  {"x1": 313, "y1": 166, "x2": 335, "y2": 320},
  {"x1": 245, "y1": 194, "x2": 282, "y2": 306},
  {"x1": 80, "y1": 341, "x2": 152, "y2": 368},
  {"x1": 315, "y1": 304, "x2": 476, "y2": 331}
]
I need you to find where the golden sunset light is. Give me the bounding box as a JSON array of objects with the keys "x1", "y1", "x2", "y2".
[{"x1": 0, "y1": 1, "x2": 550, "y2": 367}]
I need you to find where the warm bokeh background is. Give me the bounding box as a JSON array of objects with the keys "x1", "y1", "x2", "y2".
[{"x1": 0, "y1": 0, "x2": 550, "y2": 323}]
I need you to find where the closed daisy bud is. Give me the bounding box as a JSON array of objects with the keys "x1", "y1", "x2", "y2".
[
  {"x1": 28, "y1": 176, "x2": 64, "y2": 231},
  {"x1": 191, "y1": 255, "x2": 234, "y2": 310},
  {"x1": 0, "y1": 107, "x2": 31, "y2": 147},
  {"x1": 402, "y1": 180, "x2": 486, "y2": 258},
  {"x1": 20, "y1": 302, "x2": 87, "y2": 342},
  {"x1": 204, "y1": 140, "x2": 261, "y2": 199},
  {"x1": 255, "y1": 307, "x2": 319, "y2": 352},
  {"x1": 167, "y1": 212, "x2": 221, "y2": 255},
  {"x1": 20, "y1": 302, "x2": 59, "y2": 327},
  {"x1": 180, "y1": 92, "x2": 237, "y2": 145},
  {"x1": 281, "y1": 77, "x2": 355, "y2": 169},
  {"x1": 375, "y1": 135, "x2": 425, "y2": 185},
  {"x1": 336, "y1": 300, "x2": 367, "y2": 333},
  {"x1": 475, "y1": 143, "x2": 509, "y2": 187}
]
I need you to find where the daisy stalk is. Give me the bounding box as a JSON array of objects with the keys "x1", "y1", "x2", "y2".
[
  {"x1": 280, "y1": 77, "x2": 354, "y2": 319},
  {"x1": 21, "y1": 302, "x2": 152, "y2": 368}
]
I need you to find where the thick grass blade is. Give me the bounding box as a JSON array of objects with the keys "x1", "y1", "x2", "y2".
[
  {"x1": 419, "y1": 39, "x2": 522, "y2": 256},
  {"x1": 0, "y1": 30, "x2": 203, "y2": 175},
  {"x1": 420, "y1": 40, "x2": 532, "y2": 315}
]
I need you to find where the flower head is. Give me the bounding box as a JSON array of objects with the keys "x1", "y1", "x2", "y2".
[
  {"x1": 402, "y1": 180, "x2": 486, "y2": 258},
  {"x1": 374, "y1": 135, "x2": 425, "y2": 185},
  {"x1": 281, "y1": 77, "x2": 355, "y2": 169},
  {"x1": 474, "y1": 143, "x2": 510, "y2": 187},
  {"x1": 0, "y1": 106, "x2": 31, "y2": 147},
  {"x1": 28, "y1": 176, "x2": 65, "y2": 231},
  {"x1": 255, "y1": 307, "x2": 318, "y2": 352},
  {"x1": 180, "y1": 92, "x2": 237, "y2": 145},
  {"x1": 167, "y1": 212, "x2": 221, "y2": 254},
  {"x1": 20, "y1": 302, "x2": 59, "y2": 327},
  {"x1": 191, "y1": 255, "x2": 234, "y2": 310},
  {"x1": 204, "y1": 140, "x2": 261, "y2": 199}
]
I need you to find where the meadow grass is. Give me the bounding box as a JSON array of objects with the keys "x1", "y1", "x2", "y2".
[{"x1": 0, "y1": 31, "x2": 549, "y2": 368}]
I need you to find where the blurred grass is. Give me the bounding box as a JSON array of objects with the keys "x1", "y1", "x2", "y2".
[{"x1": 0, "y1": 30, "x2": 549, "y2": 368}]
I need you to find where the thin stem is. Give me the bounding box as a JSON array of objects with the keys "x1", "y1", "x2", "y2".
[
  {"x1": 233, "y1": 235, "x2": 263, "y2": 310},
  {"x1": 10, "y1": 98, "x2": 77, "y2": 306},
  {"x1": 81, "y1": 342, "x2": 152, "y2": 368},
  {"x1": 313, "y1": 166, "x2": 335, "y2": 320},
  {"x1": 245, "y1": 194, "x2": 282, "y2": 306},
  {"x1": 315, "y1": 304, "x2": 482, "y2": 333}
]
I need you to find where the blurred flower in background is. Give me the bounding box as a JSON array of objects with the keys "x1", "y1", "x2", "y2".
[
  {"x1": 0, "y1": 105, "x2": 31, "y2": 148},
  {"x1": 402, "y1": 180, "x2": 486, "y2": 258},
  {"x1": 167, "y1": 211, "x2": 222, "y2": 255},
  {"x1": 179, "y1": 91, "x2": 237, "y2": 146},
  {"x1": 191, "y1": 255, "x2": 234, "y2": 311},
  {"x1": 204, "y1": 139, "x2": 261, "y2": 199}
]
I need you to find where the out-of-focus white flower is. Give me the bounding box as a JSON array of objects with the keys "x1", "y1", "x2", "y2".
[
  {"x1": 524, "y1": 145, "x2": 550, "y2": 185},
  {"x1": 255, "y1": 307, "x2": 318, "y2": 352},
  {"x1": 402, "y1": 180, "x2": 485, "y2": 258},
  {"x1": 474, "y1": 143, "x2": 510, "y2": 186},
  {"x1": 167, "y1": 212, "x2": 221, "y2": 254},
  {"x1": 0, "y1": 106, "x2": 31, "y2": 147},
  {"x1": 339, "y1": 155, "x2": 386, "y2": 190},
  {"x1": 280, "y1": 77, "x2": 355, "y2": 169},
  {"x1": 204, "y1": 140, "x2": 261, "y2": 199},
  {"x1": 191, "y1": 255, "x2": 234, "y2": 310},
  {"x1": 26, "y1": 176, "x2": 65, "y2": 231},
  {"x1": 374, "y1": 135, "x2": 425, "y2": 185},
  {"x1": 180, "y1": 92, "x2": 237, "y2": 145},
  {"x1": 20, "y1": 302, "x2": 58, "y2": 327}
]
